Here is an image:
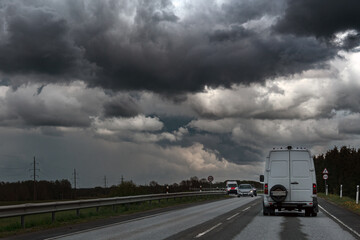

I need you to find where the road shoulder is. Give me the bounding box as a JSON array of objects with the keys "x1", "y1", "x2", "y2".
[{"x1": 318, "y1": 197, "x2": 360, "y2": 239}]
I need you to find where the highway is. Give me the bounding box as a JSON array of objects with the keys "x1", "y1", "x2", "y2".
[{"x1": 7, "y1": 196, "x2": 360, "y2": 240}]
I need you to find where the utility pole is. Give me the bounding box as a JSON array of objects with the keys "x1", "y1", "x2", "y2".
[
  {"x1": 33, "y1": 157, "x2": 36, "y2": 200},
  {"x1": 104, "y1": 175, "x2": 107, "y2": 188},
  {"x1": 121, "y1": 175, "x2": 124, "y2": 184},
  {"x1": 73, "y1": 169, "x2": 78, "y2": 199},
  {"x1": 30, "y1": 156, "x2": 39, "y2": 201}
]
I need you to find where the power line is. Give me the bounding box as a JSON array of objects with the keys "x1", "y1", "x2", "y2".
[
  {"x1": 38, "y1": 170, "x2": 53, "y2": 180},
  {"x1": 0, "y1": 167, "x2": 27, "y2": 170}
]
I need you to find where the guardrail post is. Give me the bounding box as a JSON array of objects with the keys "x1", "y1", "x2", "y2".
[
  {"x1": 21, "y1": 215, "x2": 25, "y2": 228},
  {"x1": 340, "y1": 185, "x2": 342, "y2": 198},
  {"x1": 76, "y1": 209, "x2": 80, "y2": 217},
  {"x1": 96, "y1": 207, "x2": 99, "y2": 212},
  {"x1": 112, "y1": 205, "x2": 116, "y2": 212},
  {"x1": 52, "y1": 212, "x2": 56, "y2": 223},
  {"x1": 356, "y1": 185, "x2": 359, "y2": 204}
]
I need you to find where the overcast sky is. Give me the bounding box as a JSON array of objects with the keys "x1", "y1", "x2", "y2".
[{"x1": 0, "y1": 0, "x2": 360, "y2": 187}]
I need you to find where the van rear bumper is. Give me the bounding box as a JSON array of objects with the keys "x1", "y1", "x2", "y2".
[{"x1": 264, "y1": 196, "x2": 318, "y2": 211}]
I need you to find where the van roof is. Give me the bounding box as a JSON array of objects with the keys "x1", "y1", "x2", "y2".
[
  {"x1": 268, "y1": 147, "x2": 311, "y2": 157},
  {"x1": 270, "y1": 149, "x2": 309, "y2": 152},
  {"x1": 270, "y1": 146, "x2": 309, "y2": 151}
]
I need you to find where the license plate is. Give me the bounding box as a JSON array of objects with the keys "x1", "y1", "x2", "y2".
[{"x1": 271, "y1": 191, "x2": 286, "y2": 196}]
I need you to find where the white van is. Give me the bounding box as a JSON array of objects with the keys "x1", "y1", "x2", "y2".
[
  {"x1": 260, "y1": 146, "x2": 318, "y2": 216},
  {"x1": 225, "y1": 180, "x2": 238, "y2": 195}
]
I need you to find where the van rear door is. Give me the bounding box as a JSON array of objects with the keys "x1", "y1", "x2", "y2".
[
  {"x1": 268, "y1": 151, "x2": 290, "y2": 201},
  {"x1": 289, "y1": 151, "x2": 312, "y2": 202}
]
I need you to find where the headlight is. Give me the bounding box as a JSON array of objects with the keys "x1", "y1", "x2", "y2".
[{"x1": 250, "y1": 190, "x2": 253, "y2": 193}]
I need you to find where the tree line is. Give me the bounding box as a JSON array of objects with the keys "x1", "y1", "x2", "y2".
[
  {"x1": 0, "y1": 176, "x2": 260, "y2": 202},
  {"x1": 0, "y1": 180, "x2": 72, "y2": 202},
  {"x1": 314, "y1": 146, "x2": 360, "y2": 198}
]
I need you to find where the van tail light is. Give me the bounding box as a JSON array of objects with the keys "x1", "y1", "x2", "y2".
[
  {"x1": 313, "y1": 183, "x2": 317, "y2": 194},
  {"x1": 265, "y1": 183, "x2": 268, "y2": 194}
]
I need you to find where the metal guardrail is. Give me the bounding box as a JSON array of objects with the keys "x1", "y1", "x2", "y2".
[
  {"x1": 0, "y1": 191, "x2": 226, "y2": 228},
  {"x1": 189, "y1": 188, "x2": 226, "y2": 191}
]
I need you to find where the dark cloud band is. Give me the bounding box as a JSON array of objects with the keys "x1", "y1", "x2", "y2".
[{"x1": 1, "y1": 0, "x2": 356, "y2": 94}]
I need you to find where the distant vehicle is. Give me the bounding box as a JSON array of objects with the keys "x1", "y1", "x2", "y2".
[
  {"x1": 260, "y1": 146, "x2": 318, "y2": 216},
  {"x1": 226, "y1": 181, "x2": 238, "y2": 195},
  {"x1": 251, "y1": 185, "x2": 257, "y2": 196},
  {"x1": 237, "y1": 184, "x2": 254, "y2": 197}
]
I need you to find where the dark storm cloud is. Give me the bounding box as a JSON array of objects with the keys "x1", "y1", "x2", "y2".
[
  {"x1": 0, "y1": 0, "x2": 353, "y2": 94},
  {"x1": 275, "y1": 0, "x2": 360, "y2": 38},
  {"x1": 341, "y1": 33, "x2": 360, "y2": 50},
  {"x1": 40, "y1": 126, "x2": 64, "y2": 137},
  {"x1": 35, "y1": 84, "x2": 45, "y2": 96},
  {"x1": 177, "y1": 131, "x2": 263, "y2": 164},
  {"x1": 159, "y1": 116, "x2": 193, "y2": 132},
  {"x1": 338, "y1": 115, "x2": 360, "y2": 135},
  {"x1": 0, "y1": 84, "x2": 104, "y2": 128},
  {"x1": 221, "y1": 0, "x2": 286, "y2": 24},
  {"x1": 7, "y1": 102, "x2": 91, "y2": 127},
  {"x1": 0, "y1": 2, "x2": 94, "y2": 79},
  {"x1": 103, "y1": 97, "x2": 140, "y2": 118}
]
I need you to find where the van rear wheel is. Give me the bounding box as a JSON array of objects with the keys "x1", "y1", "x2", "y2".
[
  {"x1": 311, "y1": 207, "x2": 318, "y2": 217},
  {"x1": 263, "y1": 203, "x2": 269, "y2": 215},
  {"x1": 269, "y1": 208, "x2": 275, "y2": 216}
]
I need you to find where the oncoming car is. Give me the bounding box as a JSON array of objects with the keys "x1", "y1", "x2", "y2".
[
  {"x1": 237, "y1": 184, "x2": 254, "y2": 197},
  {"x1": 226, "y1": 181, "x2": 238, "y2": 195}
]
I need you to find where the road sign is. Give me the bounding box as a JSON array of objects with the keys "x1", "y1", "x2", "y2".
[
  {"x1": 322, "y1": 168, "x2": 329, "y2": 174},
  {"x1": 323, "y1": 174, "x2": 328, "y2": 180},
  {"x1": 208, "y1": 176, "x2": 214, "y2": 182}
]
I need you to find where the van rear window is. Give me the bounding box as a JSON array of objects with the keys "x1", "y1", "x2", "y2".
[{"x1": 270, "y1": 160, "x2": 288, "y2": 178}]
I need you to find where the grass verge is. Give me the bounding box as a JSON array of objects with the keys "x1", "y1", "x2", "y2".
[
  {"x1": 318, "y1": 193, "x2": 360, "y2": 215},
  {"x1": 0, "y1": 194, "x2": 227, "y2": 238}
]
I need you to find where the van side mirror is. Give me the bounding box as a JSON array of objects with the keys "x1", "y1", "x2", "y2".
[{"x1": 260, "y1": 175, "x2": 264, "y2": 182}]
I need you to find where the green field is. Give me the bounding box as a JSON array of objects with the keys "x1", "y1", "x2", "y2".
[
  {"x1": 0, "y1": 194, "x2": 227, "y2": 238},
  {"x1": 318, "y1": 193, "x2": 360, "y2": 215}
]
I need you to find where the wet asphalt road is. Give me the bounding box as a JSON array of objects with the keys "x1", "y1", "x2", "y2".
[{"x1": 5, "y1": 196, "x2": 360, "y2": 240}]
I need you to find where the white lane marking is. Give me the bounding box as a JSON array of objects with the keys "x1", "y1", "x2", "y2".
[
  {"x1": 44, "y1": 212, "x2": 168, "y2": 240},
  {"x1": 47, "y1": 198, "x2": 256, "y2": 240},
  {"x1": 226, "y1": 212, "x2": 240, "y2": 220},
  {"x1": 242, "y1": 206, "x2": 251, "y2": 212},
  {"x1": 319, "y1": 205, "x2": 360, "y2": 238},
  {"x1": 195, "y1": 223, "x2": 222, "y2": 238}
]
